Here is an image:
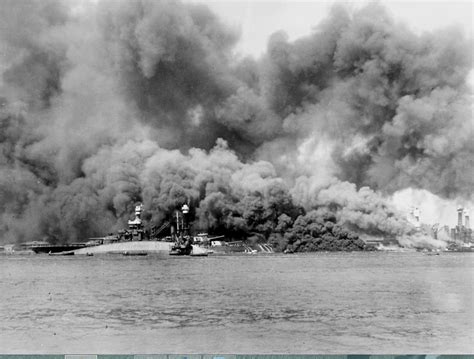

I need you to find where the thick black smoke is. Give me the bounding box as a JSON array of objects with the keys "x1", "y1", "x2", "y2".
[
  {"x1": 256, "y1": 4, "x2": 472, "y2": 197},
  {"x1": 0, "y1": 0, "x2": 471, "y2": 248}
]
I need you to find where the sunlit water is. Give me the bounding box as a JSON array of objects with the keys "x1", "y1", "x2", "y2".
[{"x1": 0, "y1": 252, "x2": 473, "y2": 353}]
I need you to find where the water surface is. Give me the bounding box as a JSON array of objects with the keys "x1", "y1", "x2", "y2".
[{"x1": 0, "y1": 252, "x2": 472, "y2": 353}]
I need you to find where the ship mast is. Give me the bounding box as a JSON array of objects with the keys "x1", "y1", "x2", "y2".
[
  {"x1": 127, "y1": 204, "x2": 145, "y2": 241},
  {"x1": 175, "y1": 203, "x2": 189, "y2": 238},
  {"x1": 170, "y1": 203, "x2": 193, "y2": 255}
]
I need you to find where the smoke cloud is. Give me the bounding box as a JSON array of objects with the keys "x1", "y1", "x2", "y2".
[{"x1": 0, "y1": 0, "x2": 472, "y2": 248}]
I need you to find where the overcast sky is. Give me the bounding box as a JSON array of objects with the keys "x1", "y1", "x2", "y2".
[{"x1": 191, "y1": 1, "x2": 473, "y2": 58}]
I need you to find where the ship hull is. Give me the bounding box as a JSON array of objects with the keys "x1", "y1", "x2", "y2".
[
  {"x1": 31, "y1": 244, "x2": 87, "y2": 254},
  {"x1": 72, "y1": 241, "x2": 173, "y2": 255},
  {"x1": 72, "y1": 241, "x2": 209, "y2": 256}
]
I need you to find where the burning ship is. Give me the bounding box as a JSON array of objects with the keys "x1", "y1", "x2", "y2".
[
  {"x1": 36, "y1": 204, "x2": 209, "y2": 256},
  {"x1": 442, "y1": 207, "x2": 474, "y2": 252}
]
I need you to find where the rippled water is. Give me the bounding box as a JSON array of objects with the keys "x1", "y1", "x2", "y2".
[{"x1": 0, "y1": 252, "x2": 473, "y2": 353}]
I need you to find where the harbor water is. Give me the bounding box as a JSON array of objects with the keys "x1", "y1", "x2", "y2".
[{"x1": 0, "y1": 252, "x2": 473, "y2": 353}]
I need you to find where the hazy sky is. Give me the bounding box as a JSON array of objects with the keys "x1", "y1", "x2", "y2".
[{"x1": 193, "y1": 1, "x2": 473, "y2": 58}]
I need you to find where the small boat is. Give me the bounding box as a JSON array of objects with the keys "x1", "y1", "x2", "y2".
[
  {"x1": 424, "y1": 249, "x2": 441, "y2": 256},
  {"x1": 190, "y1": 250, "x2": 209, "y2": 257},
  {"x1": 48, "y1": 251, "x2": 75, "y2": 256},
  {"x1": 122, "y1": 251, "x2": 148, "y2": 256},
  {"x1": 169, "y1": 243, "x2": 193, "y2": 256}
]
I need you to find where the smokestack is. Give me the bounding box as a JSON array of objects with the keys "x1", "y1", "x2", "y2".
[
  {"x1": 457, "y1": 207, "x2": 464, "y2": 227},
  {"x1": 413, "y1": 207, "x2": 420, "y2": 223},
  {"x1": 464, "y1": 210, "x2": 470, "y2": 229},
  {"x1": 410, "y1": 207, "x2": 421, "y2": 229}
]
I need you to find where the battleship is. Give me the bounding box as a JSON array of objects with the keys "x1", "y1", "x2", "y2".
[
  {"x1": 26, "y1": 203, "x2": 275, "y2": 256},
  {"x1": 43, "y1": 204, "x2": 209, "y2": 256}
]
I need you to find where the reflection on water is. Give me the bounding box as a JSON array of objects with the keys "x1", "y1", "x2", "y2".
[{"x1": 0, "y1": 252, "x2": 473, "y2": 353}]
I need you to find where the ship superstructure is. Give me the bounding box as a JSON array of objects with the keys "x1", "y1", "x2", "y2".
[
  {"x1": 126, "y1": 204, "x2": 146, "y2": 240},
  {"x1": 169, "y1": 204, "x2": 196, "y2": 255}
]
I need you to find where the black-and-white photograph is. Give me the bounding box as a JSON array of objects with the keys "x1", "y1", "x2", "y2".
[{"x1": 0, "y1": 0, "x2": 472, "y2": 354}]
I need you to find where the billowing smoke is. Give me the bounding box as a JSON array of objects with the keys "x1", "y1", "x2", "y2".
[{"x1": 0, "y1": 0, "x2": 471, "y2": 250}]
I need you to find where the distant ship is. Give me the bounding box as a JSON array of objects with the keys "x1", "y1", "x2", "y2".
[{"x1": 445, "y1": 242, "x2": 474, "y2": 252}]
